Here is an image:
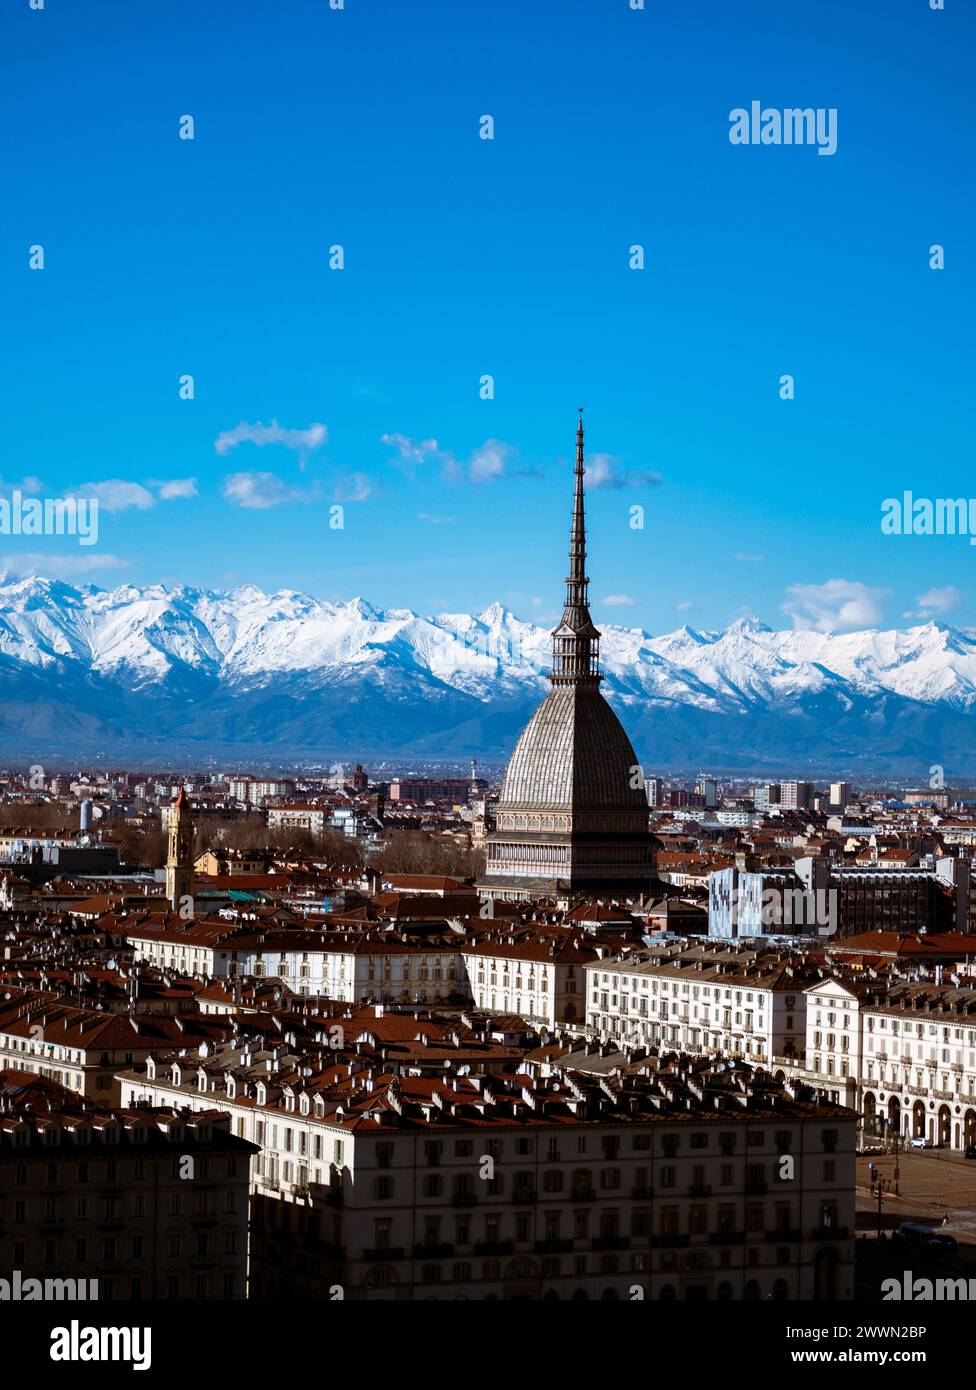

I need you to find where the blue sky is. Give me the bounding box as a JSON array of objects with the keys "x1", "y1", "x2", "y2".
[{"x1": 2, "y1": 0, "x2": 973, "y2": 635}]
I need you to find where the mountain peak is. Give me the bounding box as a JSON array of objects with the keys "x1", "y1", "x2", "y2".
[{"x1": 0, "y1": 576, "x2": 975, "y2": 769}]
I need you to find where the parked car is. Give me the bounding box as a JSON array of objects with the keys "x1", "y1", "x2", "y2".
[
  {"x1": 965, "y1": 1144, "x2": 976, "y2": 1159},
  {"x1": 909, "y1": 1136, "x2": 931, "y2": 1149},
  {"x1": 899, "y1": 1222, "x2": 957, "y2": 1256}
]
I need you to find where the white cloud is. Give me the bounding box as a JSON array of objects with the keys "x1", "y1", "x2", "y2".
[
  {"x1": 381, "y1": 434, "x2": 441, "y2": 471},
  {"x1": 77, "y1": 480, "x2": 155, "y2": 513},
  {"x1": 675, "y1": 600, "x2": 694, "y2": 612},
  {"x1": 0, "y1": 552, "x2": 128, "y2": 579},
  {"x1": 418, "y1": 512, "x2": 456, "y2": 525},
  {"x1": 0, "y1": 475, "x2": 45, "y2": 493},
  {"x1": 214, "y1": 420, "x2": 327, "y2": 457},
  {"x1": 910, "y1": 585, "x2": 961, "y2": 619},
  {"x1": 734, "y1": 552, "x2": 764, "y2": 563},
  {"x1": 468, "y1": 439, "x2": 512, "y2": 484},
  {"x1": 601, "y1": 594, "x2": 637, "y2": 607},
  {"x1": 332, "y1": 472, "x2": 377, "y2": 503},
  {"x1": 585, "y1": 453, "x2": 661, "y2": 491},
  {"x1": 382, "y1": 432, "x2": 522, "y2": 485},
  {"x1": 155, "y1": 478, "x2": 198, "y2": 501},
  {"x1": 782, "y1": 579, "x2": 889, "y2": 633},
  {"x1": 223, "y1": 472, "x2": 318, "y2": 509}
]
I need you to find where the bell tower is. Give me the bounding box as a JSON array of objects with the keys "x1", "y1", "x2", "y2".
[{"x1": 165, "y1": 788, "x2": 195, "y2": 912}]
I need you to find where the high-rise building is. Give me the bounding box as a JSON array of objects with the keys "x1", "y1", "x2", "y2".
[
  {"x1": 780, "y1": 781, "x2": 813, "y2": 811},
  {"x1": 644, "y1": 776, "x2": 665, "y2": 807},
  {"x1": 754, "y1": 783, "x2": 781, "y2": 813},
  {"x1": 478, "y1": 414, "x2": 654, "y2": 902},
  {"x1": 696, "y1": 776, "x2": 718, "y2": 808},
  {"x1": 830, "y1": 781, "x2": 851, "y2": 810}
]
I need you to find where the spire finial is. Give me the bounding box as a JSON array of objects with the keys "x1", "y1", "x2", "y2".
[{"x1": 549, "y1": 410, "x2": 601, "y2": 686}]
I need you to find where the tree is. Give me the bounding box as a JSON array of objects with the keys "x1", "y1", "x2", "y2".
[{"x1": 370, "y1": 830, "x2": 484, "y2": 879}]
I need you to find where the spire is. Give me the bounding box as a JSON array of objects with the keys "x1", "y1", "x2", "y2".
[{"x1": 551, "y1": 410, "x2": 601, "y2": 686}]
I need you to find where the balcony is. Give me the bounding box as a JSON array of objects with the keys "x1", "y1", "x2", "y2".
[
  {"x1": 810, "y1": 1227, "x2": 849, "y2": 1241},
  {"x1": 570, "y1": 1187, "x2": 596, "y2": 1202},
  {"x1": 650, "y1": 1233, "x2": 689, "y2": 1249},
  {"x1": 765, "y1": 1229, "x2": 802, "y2": 1242},
  {"x1": 534, "y1": 1238, "x2": 573, "y2": 1254},
  {"x1": 745, "y1": 1180, "x2": 768, "y2": 1194},
  {"x1": 708, "y1": 1231, "x2": 745, "y2": 1246},
  {"x1": 474, "y1": 1239, "x2": 513, "y2": 1256},
  {"x1": 363, "y1": 1247, "x2": 404, "y2": 1261},
  {"x1": 631, "y1": 1185, "x2": 652, "y2": 1200},
  {"x1": 688, "y1": 1184, "x2": 712, "y2": 1197},
  {"x1": 413, "y1": 1242, "x2": 454, "y2": 1259},
  {"x1": 512, "y1": 1190, "x2": 536, "y2": 1205},
  {"x1": 451, "y1": 1194, "x2": 478, "y2": 1208},
  {"x1": 593, "y1": 1235, "x2": 631, "y2": 1252}
]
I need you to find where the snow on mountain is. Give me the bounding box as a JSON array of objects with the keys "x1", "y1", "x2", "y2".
[{"x1": 0, "y1": 577, "x2": 974, "y2": 772}]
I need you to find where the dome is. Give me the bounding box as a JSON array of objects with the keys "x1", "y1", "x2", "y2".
[{"x1": 499, "y1": 686, "x2": 647, "y2": 813}]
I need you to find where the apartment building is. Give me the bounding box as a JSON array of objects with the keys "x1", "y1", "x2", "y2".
[
  {"x1": 802, "y1": 977, "x2": 976, "y2": 1151},
  {"x1": 129, "y1": 919, "x2": 469, "y2": 1005},
  {"x1": 128, "y1": 917, "x2": 621, "y2": 1023},
  {"x1": 461, "y1": 929, "x2": 598, "y2": 1028},
  {"x1": 780, "y1": 782, "x2": 814, "y2": 812},
  {"x1": 266, "y1": 804, "x2": 329, "y2": 837},
  {"x1": 585, "y1": 947, "x2": 813, "y2": 1066},
  {"x1": 0, "y1": 1069, "x2": 255, "y2": 1300},
  {"x1": 0, "y1": 989, "x2": 230, "y2": 1104},
  {"x1": 119, "y1": 1047, "x2": 855, "y2": 1301}
]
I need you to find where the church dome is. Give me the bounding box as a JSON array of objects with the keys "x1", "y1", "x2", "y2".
[{"x1": 499, "y1": 686, "x2": 646, "y2": 813}]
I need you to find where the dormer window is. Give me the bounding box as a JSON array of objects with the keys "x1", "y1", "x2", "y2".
[{"x1": 300, "y1": 1095, "x2": 310, "y2": 1116}]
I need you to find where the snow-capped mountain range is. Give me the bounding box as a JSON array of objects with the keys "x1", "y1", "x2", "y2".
[{"x1": 0, "y1": 576, "x2": 974, "y2": 774}]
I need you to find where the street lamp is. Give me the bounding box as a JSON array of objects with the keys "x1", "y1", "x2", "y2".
[{"x1": 872, "y1": 1172, "x2": 895, "y2": 1239}]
